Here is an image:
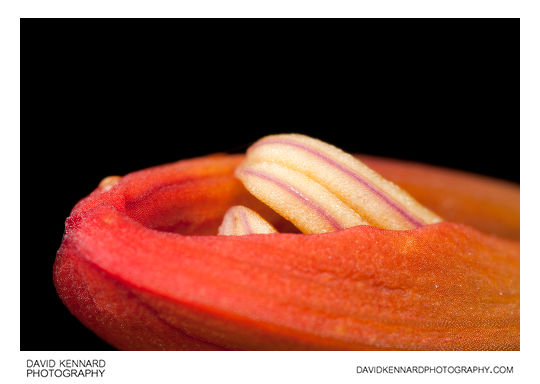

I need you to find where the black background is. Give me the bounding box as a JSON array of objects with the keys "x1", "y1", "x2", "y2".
[{"x1": 21, "y1": 19, "x2": 519, "y2": 351}]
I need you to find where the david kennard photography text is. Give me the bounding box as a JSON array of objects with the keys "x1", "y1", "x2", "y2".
[{"x1": 27, "y1": 359, "x2": 106, "y2": 378}]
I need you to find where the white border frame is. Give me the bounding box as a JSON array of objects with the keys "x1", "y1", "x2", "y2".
[{"x1": 3, "y1": 1, "x2": 538, "y2": 383}]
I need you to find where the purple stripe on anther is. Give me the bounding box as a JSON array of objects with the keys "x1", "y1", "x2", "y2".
[
  {"x1": 239, "y1": 210, "x2": 252, "y2": 234},
  {"x1": 241, "y1": 169, "x2": 343, "y2": 231},
  {"x1": 252, "y1": 139, "x2": 423, "y2": 227}
]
